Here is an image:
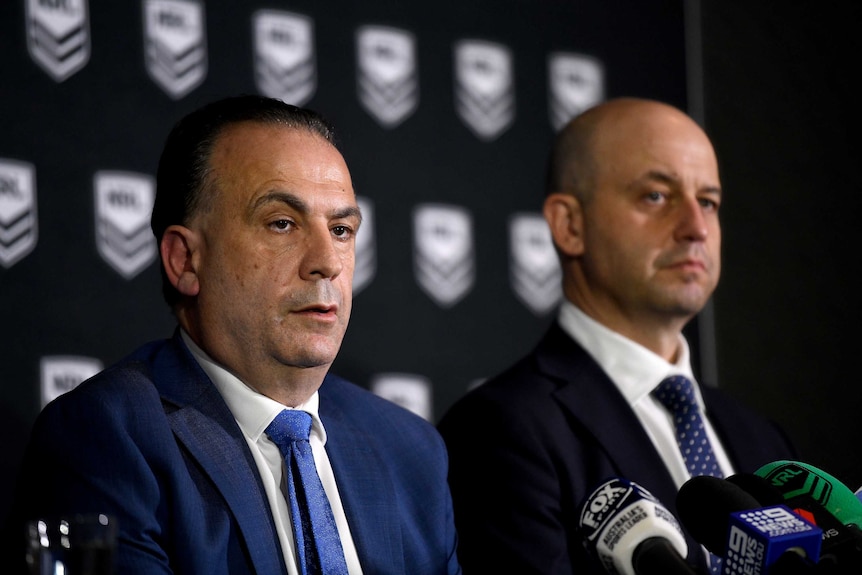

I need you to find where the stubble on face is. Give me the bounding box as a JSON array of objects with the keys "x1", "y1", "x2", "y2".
[
  {"x1": 186, "y1": 122, "x2": 359, "y2": 402},
  {"x1": 567, "y1": 99, "x2": 721, "y2": 350}
]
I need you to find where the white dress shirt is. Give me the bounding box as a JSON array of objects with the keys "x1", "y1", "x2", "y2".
[
  {"x1": 181, "y1": 331, "x2": 363, "y2": 575},
  {"x1": 557, "y1": 301, "x2": 735, "y2": 488}
]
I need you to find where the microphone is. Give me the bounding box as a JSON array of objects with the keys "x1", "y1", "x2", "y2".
[
  {"x1": 754, "y1": 462, "x2": 862, "y2": 573},
  {"x1": 577, "y1": 477, "x2": 698, "y2": 575},
  {"x1": 755, "y1": 461, "x2": 862, "y2": 529},
  {"x1": 676, "y1": 475, "x2": 822, "y2": 574}
]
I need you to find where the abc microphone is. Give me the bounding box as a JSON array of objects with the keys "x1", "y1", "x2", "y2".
[
  {"x1": 577, "y1": 477, "x2": 699, "y2": 575},
  {"x1": 677, "y1": 475, "x2": 822, "y2": 574}
]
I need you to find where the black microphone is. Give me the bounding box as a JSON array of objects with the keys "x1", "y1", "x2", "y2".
[
  {"x1": 577, "y1": 477, "x2": 700, "y2": 575},
  {"x1": 677, "y1": 475, "x2": 822, "y2": 574}
]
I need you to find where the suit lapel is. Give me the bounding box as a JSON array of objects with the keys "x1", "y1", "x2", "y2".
[
  {"x1": 319, "y1": 378, "x2": 404, "y2": 574},
  {"x1": 534, "y1": 324, "x2": 709, "y2": 568},
  {"x1": 155, "y1": 333, "x2": 287, "y2": 575},
  {"x1": 536, "y1": 324, "x2": 681, "y2": 509}
]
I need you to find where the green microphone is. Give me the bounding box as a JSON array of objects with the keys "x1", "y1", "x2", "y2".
[{"x1": 754, "y1": 460, "x2": 862, "y2": 528}]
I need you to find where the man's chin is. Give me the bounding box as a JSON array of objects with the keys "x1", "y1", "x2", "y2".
[{"x1": 282, "y1": 341, "x2": 343, "y2": 370}]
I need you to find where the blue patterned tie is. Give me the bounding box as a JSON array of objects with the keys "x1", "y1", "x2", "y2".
[
  {"x1": 266, "y1": 410, "x2": 349, "y2": 575},
  {"x1": 653, "y1": 375, "x2": 723, "y2": 574}
]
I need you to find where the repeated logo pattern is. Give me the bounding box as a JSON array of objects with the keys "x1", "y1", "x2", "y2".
[
  {"x1": 25, "y1": 0, "x2": 90, "y2": 82},
  {"x1": 0, "y1": 159, "x2": 37, "y2": 269},
  {"x1": 509, "y1": 213, "x2": 562, "y2": 315},
  {"x1": 94, "y1": 171, "x2": 157, "y2": 279},
  {"x1": 143, "y1": 0, "x2": 207, "y2": 99},
  {"x1": 353, "y1": 196, "x2": 376, "y2": 295},
  {"x1": 39, "y1": 355, "x2": 103, "y2": 408},
  {"x1": 370, "y1": 373, "x2": 433, "y2": 421},
  {"x1": 413, "y1": 204, "x2": 475, "y2": 308},
  {"x1": 356, "y1": 25, "x2": 419, "y2": 128},
  {"x1": 253, "y1": 10, "x2": 316, "y2": 106},
  {"x1": 548, "y1": 52, "x2": 605, "y2": 131},
  {"x1": 454, "y1": 40, "x2": 515, "y2": 141},
  {"x1": 13, "y1": 2, "x2": 613, "y2": 406}
]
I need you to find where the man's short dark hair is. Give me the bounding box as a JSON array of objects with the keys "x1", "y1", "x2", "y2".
[{"x1": 151, "y1": 94, "x2": 339, "y2": 308}]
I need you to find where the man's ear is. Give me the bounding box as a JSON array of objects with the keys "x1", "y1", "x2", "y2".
[
  {"x1": 160, "y1": 225, "x2": 201, "y2": 297},
  {"x1": 543, "y1": 192, "x2": 585, "y2": 257}
]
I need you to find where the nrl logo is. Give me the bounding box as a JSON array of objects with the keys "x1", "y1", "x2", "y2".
[
  {"x1": 143, "y1": 0, "x2": 207, "y2": 99},
  {"x1": 370, "y1": 373, "x2": 432, "y2": 421},
  {"x1": 509, "y1": 213, "x2": 561, "y2": 315},
  {"x1": 548, "y1": 52, "x2": 604, "y2": 131},
  {"x1": 353, "y1": 196, "x2": 376, "y2": 295},
  {"x1": 25, "y1": 0, "x2": 91, "y2": 82},
  {"x1": 356, "y1": 25, "x2": 419, "y2": 129},
  {"x1": 413, "y1": 203, "x2": 474, "y2": 308},
  {"x1": 253, "y1": 10, "x2": 316, "y2": 106},
  {"x1": 454, "y1": 40, "x2": 515, "y2": 141},
  {"x1": 94, "y1": 171, "x2": 157, "y2": 279},
  {"x1": 40, "y1": 355, "x2": 103, "y2": 408},
  {"x1": 0, "y1": 159, "x2": 38, "y2": 269}
]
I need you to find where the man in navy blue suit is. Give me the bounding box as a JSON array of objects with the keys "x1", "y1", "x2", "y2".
[
  {"x1": 9, "y1": 95, "x2": 461, "y2": 574},
  {"x1": 438, "y1": 98, "x2": 796, "y2": 574}
]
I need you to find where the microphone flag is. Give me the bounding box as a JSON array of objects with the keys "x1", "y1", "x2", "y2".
[{"x1": 722, "y1": 504, "x2": 821, "y2": 575}]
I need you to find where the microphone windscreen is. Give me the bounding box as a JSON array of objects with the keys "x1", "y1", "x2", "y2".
[
  {"x1": 755, "y1": 460, "x2": 862, "y2": 528},
  {"x1": 676, "y1": 475, "x2": 761, "y2": 553},
  {"x1": 726, "y1": 472, "x2": 785, "y2": 506}
]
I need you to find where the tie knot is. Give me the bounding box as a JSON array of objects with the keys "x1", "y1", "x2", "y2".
[
  {"x1": 652, "y1": 375, "x2": 698, "y2": 415},
  {"x1": 266, "y1": 409, "x2": 313, "y2": 445}
]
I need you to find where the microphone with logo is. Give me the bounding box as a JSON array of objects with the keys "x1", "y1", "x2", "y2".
[
  {"x1": 676, "y1": 475, "x2": 822, "y2": 574},
  {"x1": 754, "y1": 461, "x2": 862, "y2": 573},
  {"x1": 577, "y1": 477, "x2": 701, "y2": 575}
]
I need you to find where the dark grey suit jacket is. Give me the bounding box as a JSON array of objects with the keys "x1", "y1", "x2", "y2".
[{"x1": 438, "y1": 322, "x2": 796, "y2": 574}]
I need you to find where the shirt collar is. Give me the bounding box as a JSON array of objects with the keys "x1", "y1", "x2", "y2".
[
  {"x1": 557, "y1": 300, "x2": 701, "y2": 406},
  {"x1": 180, "y1": 330, "x2": 328, "y2": 445}
]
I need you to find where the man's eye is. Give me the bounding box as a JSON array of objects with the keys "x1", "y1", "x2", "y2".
[
  {"x1": 271, "y1": 219, "x2": 293, "y2": 231},
  {"x1": 699, "y1": 198, "x2": 720, "y2": 211},
  {"x1": 646, "y1": 191, "x2": 665, "y2": 202},
  {"x1": 332, "y1": 225, "x2": 353, "y2": 238}
]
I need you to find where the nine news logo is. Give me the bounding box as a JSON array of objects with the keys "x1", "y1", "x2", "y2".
[{"x1": 725, "y1": 505, "x2": 821, "y2": 575}]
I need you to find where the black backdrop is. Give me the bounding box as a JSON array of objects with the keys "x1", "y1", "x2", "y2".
[{"x1": 2, "y1": 0, "x2": 859, "y2": 531}]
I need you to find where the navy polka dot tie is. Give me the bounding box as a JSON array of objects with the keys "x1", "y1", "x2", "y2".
[
  {"x1": 266, "y1": 410, "x2": 349, "y2": 575},
  {"x1": 653, "y1": 375, "x2": 723, "y2": 574}
]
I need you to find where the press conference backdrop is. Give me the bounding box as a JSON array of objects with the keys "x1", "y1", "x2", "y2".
[{"x1": 0, "y1": 0, "x2": 695, "y2": 523}]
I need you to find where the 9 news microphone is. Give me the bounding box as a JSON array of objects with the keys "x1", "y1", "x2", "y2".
[
  {"x1": 677, "y1": 475, "x2": 822, "y2": 574},
  {"x1": 577, "y1": 477, "x2": 701, "y2": 575}
]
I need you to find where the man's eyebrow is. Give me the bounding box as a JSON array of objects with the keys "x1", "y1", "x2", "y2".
[
  {"x1": 252, "y1": 190, "x2": 309, "y2": 213},
  {"x1": 251, "y1": 190, "x2": 362, "y2": 222},
  {"x1": 638, "y1": 170, "x2": 722, "y2": 196}
]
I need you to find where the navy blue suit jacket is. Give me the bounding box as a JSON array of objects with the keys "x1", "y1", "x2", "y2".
[
  {"x1": 9, "y1": 331, "x2": 460, "y2": 574},
  {"x1": 438, "y1": 322, "x2": 796, "y2": 574}
]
